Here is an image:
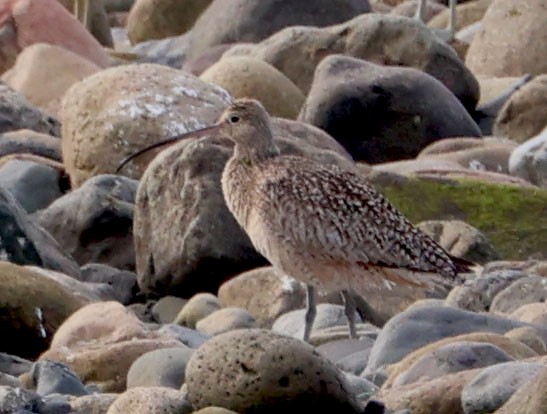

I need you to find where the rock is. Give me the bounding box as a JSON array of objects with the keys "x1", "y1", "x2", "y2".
[
  {"x1": 391, "y1": 341, "x2": 514, "y2": 387},
  {"x1": 182, "y1": 43, "x2": 234, "y2": 76},
  {"x1": 68, "y1": 393, "x2": 118, "y2": 414},
  {"x1": 272, "y1": 303, "x2": 362, "y2": 342},
  {"x1": 0, "y1": 386, "x2": 40, "y2": 413},
  {"x1": 417, "y1": 220, "x2": 499, "y2": 264},
  {"x1": 505, "y1": 327, "x2": 547, "y2": 355},
  {"x1": 126, "y1": 347, "x2": 194, "y2": 389},
  {"x1": 0, "y1": 0, "x2": 110, "y2": 72},
  {"x1": 427, "y1": 0, "x2": 492, "y2": 33},
  {"x1": 466, "y1": 0, "x2": 547, "y2": 77},
  {"x1": 39, "y1": 301, "x2": 184, "y2": 392},
  {"x1": 156, "y1": 324, "x2": 209, "y2": 349},
  {"x1": 193, "y1": 408, "x2": 239, "y2": 414},
  {"x1": 0, "y1": 262, "x2": 86, "y2": 359},
  {"x1": 0, "y1": 82, "x2": 60, "y2": 136},
  {"x1": 0, "y1": 159, "x2": 64, "y2": 213},
  {"x1": 1, "y1": 43, "x2": 100, "y2": 116},
  {"x1": 127, "y1": 0, "x2": 212, "y2": 44},
  {"x1": 508, "y1": 127, "x2": 547, "y2": 187},
  {"x1": 0, "y1": 373, "x2": 20, "y2": 387},
  {"x1": 195, "y1": 307, "x2": 257, "y2": 336},
  {"x1": 495, "y1": 367, "x2": 547, "y2": 414},
  {"x1": 130, "y1": 34, "x2": 190, "y2": 68},
  {"x1": 461, "y1": 361, "x2": 544, "y2": 414},
  {"x1": 217, "y1": 266, "x2": 305, "y2": 328},
  {"x1": 60, "y1": 63, "x2": 231, "y2": 187},
  {"x1": 391, "y1": 0, "x2": 445, "y2": 21},
  {"x1": 134, "y1": 117, "x2": 351, "y2": 297},
  {"x1": 186, "y1": 329, "x2": 362, "y2": 413},
  {"x1": 34, "y1": 175, "x2": 138, "y2": 271},
  {"x1": 317, "y1": 337, "x2": 376, "y2": 374},
  {"x1": 30, "y1": 360, "x2": 88, "y2": 397},
  {"x1": 379, "y1": 369, "x2": 482, "y2": 414},
  {"x1": 445, "y1": 269, "x2": 528, "y2": 312},
  {"x1": 494, "y1": 75, "x2": 547, "y2": 143},
  {"x1": 225, "y1": 13, "x2": 480, "y2": 110},
  {"x1": 299, "y1": 55, "x2": 481, "y2": 163},
  {"x1": 80, "y1": 263, "x2": 138, "y2": 305},
  {"x1": 173, "y1": 293, "x2": 222, "y2": 328},
  {"x1": 186, "y1": 0, "x2": 371, "y2": 60},
  {"x1": 0, "y1": 129, "x2": 61, "y2": 162},
  {"x1": 490, "y1": 276, "x2": 547, "y2": 315},
  {"x1": 369, "y1": 172, "x2": 547, "y2": 260},
  {"x1": 0, "y1": 353, "x2": 32, "y2": 376},
  {"x1": 364, "y1": 305, "x2": 544, "y2": 374},
  {"x1": 106, "y1": 386, "x2": 190, "y2": 414},
  {"x1": 511, "y1": 303, "x2": 547, "y2": 326},
  {"x1": 150, "y1": 296, "x2": 187, "y2": 324},
  {"x1": 200, "y1": 57, "x2": 305, "y2": 119},
  {"x1": 383, "y1": 332, "x2": 537, "y2": 389}
]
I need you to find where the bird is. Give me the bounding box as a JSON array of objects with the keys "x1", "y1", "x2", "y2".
[
  {"x1": 118, "y1": 98, "x2": 471, "y2": 342},
  {"x1": 415, "y1": 0, "x2": 458, "y2": 41}
]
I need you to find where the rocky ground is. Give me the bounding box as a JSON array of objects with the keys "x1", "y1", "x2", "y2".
[{"x1": 0, "y1": 0, "x2": 546, "y2": 413}]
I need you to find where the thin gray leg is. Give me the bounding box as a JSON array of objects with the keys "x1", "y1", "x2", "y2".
[
  {"x1": 303, "y1": 284, "x2": 316, "y2": 343},
  {"x1": 415, "y1": 0, "x2": 428, "y2": 23},
  {"x1": 448, "y1": 0, "x2": 457, "y2": 39},
  {"x1": 341, "y1": 289, "x2": 358, "y2": 339}
]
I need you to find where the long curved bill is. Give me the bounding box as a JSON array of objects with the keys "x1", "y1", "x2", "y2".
[{"x1": 115, "y1": 123, "x2": 223, "y2": 174}]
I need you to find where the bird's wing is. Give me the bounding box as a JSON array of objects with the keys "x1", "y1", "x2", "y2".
[{"x1": 252, "y1": 157, "x2": 459, "y2": 279}]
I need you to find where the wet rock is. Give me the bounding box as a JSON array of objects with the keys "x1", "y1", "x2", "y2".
[
  {"x1": 173, "y1": 293, "x2": 222, "y2": 329},
  {"x1": 30, "y1": 360, "x2": 88, "y2": 397},
  {"x1": 34, "y1": 175, "x2": 137, "y2": 271},
  {"x1": 0, "y1": 82, "x2": 60, "y2": 136},
  {"x1": 466, "y1": 0, "x2": 547, "y2": 77},
  {"x1": 299, "y1": 55, "x2": 480, "y2": 163},
  {"x1": 490, "y1": 275, "x2": 547, "y2": 315},
  {"x1": 195, "y1": 307, "x2": 257, "y2": 336},
  {"x1": 186, "y1": 329, "x2": 362, "y2": 413},
  {"x1": 60, "y1": 63, "x2": 231, "y2": 187},
  {"x1": 200, "y1": 56, "x2": 305, "y2": 119},
  {"x1": 126, "y1": 347, "x2": 194, "y2": 389},
  {"x1": 217, "y1": 266, "x2": 305, "y2": 328},
  {"x1": 186, "y1": 0, "x2": 371, "y2": 60},
  {"x1": 106, "y1": 386, "x2": 190, "y2": 414},
  {"x1": 225, "y1": 13, "x2": 480, "y2": 110},
  {"x1": 1, "y1": 43, "x2": 100, "y2": 116},
  {"x1": 508, "y1": 127, "x2": 547, "y2": 188}
]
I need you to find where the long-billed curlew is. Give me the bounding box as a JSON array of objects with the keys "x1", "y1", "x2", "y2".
[{"x1": 118, "y1": 99, "x2": 470, "y2": 342}]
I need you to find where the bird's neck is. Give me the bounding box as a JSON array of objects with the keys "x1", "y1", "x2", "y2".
[{"x1": 232, "y1": 142, "x2": 280, "y2": 165}]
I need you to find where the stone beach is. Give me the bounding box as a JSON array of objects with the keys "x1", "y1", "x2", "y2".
[{"x1": 0, "y1": 0, "x2": 546, "y2": 413}]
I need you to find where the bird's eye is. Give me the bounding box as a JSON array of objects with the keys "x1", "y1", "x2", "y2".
[{"x1": 229, "y1": 115, "x2": 240, "y2": 124}]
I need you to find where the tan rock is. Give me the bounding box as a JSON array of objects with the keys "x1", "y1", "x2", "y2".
[
  {"x1": 200, "y1": 57, "x2": 305, "y2": 119},
  {"x1": 218, "y1": 266, "x2": 306, "y2": 328},
  {"x1": 466, "y1": 0, "x2": 547, "y2": 77},
  {"x1": 2, "y1": 43, "x2": 100, "y2": 116},
  {"x1": 477, "y1": 75, "x2": 530, "y2": 106},
  {"x1": 60, "y1": 63, "x2": 231, "y2": 187},
  {"x1": 174, "y1": 293, "x2": 222, "y2": 329},
  {"x1": 505, "y1": 327, "x2": 547, "y2": 355},
  {"x1": 127, "y1": 0, "x2": 212, "y2": 44},
  {"x1": 494, "y1": 75, "x2": 547, "y2": 143},
  {"x1": 510, "y1": 303, "x2": 547, "y2": 326},
  {"x1": 428, "y1": 0, "x2": 492, "y2": 33},
  {"x1": 106, "y1": 386, "x2": 188, "y2": 414},
  {"x1": 195, "y1": 307, "x2": 257, "y2": 336},
  {"x1": 69, "y1": 393, "x2": 118, "y2": 414}
]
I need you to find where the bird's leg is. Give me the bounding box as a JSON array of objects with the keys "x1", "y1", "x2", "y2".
[
  {"x1": 303, "y1": 284, "x2": 316, "y2": 343},
  {"x1": 447, "y1": 0, "x2": 457, "y2": 40},
  {"x1": 73, "y1": 0, "x2": 91, "y2": 29},
  {"x1": 415, "y1": 0, "x2": 428, "y2": 23},
  {"x1": 341, "y1": 289, "x2": 358, "y2": 339}
]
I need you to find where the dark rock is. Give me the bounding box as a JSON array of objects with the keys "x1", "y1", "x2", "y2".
[
  {"x1": 0, "y1": 129, "x2": 61, "y2": 162},
  {"x1": 30, "y1": 360, "x2": 88, "y2": 397},
  {"x1": 80, "y1": 263, "x2": 138, "y2": 304},
  {"x1": 299, "y1": 55, "x2": 481, "y2": 163},
  {"x1": 0, "y1": 353, "x2": 32, "y2": 377},
  {"x1": 34, "y1": 175, "x2": 137, "y2": 271}
]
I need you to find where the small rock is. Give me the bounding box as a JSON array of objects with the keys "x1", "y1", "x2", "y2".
[
  {"x1": 505, "y1": 327, "x2": 547, "y2": 355},
  {"x1": 0, "y1": 353, "x2": 31, "y2": 376},
  {"x1": 106, "y1": 386, "x2": 190, "y2": 414},
  {"x1": 186, "y1": 329, "x2": 362, "y2": 413},
  {"x1": 151, "y1": 296, "x2": 187, "y2": 324},
  {"x1": 490, "y1": 275, "x2": 547, "y2": 315},
  {"x1": 317, "y1": 337, "x2": 376, "y2": 376},
  {"x1": 174, "y1": 293, "x2": 222, "y2": 329},
  {"x1": 200, "y1": 56, "x2": 305, "y2": 119},
  {"x1": 80, "y1": 263, "x2": 138, "y2": 305},
  {"x1": 126, "y1": 347, "x2": 194, "y2": 389},
  {"x1": 0, "y1": 386, "x2": 40, "y2": 413},
  {"x1": 0, "y1": 373, "x2": 21, "y2": 387},
  {"x1": 30, "y1": 360, "x2": 88, "y2": 397},
  {"x1": 68, "y1": 393, "x2": 118, "y2": 414},
  {"x1": 509, "y1": 126, "x2": 547, "y2": 187},
  {"x1": 196, "y1": 307, "x2": 257, "y2": 336},
  {"x1": 130, "y1": 34, "x2": 190, "y2": 68},
  {"x1": 217, "y1": 266, "x2": 305, "y2": 328},
  {"x1": 461, "y1": 361, "x2": 544, "y2": 414},
  {"x1": 0, "y1": 129, "x2": 61, "y2": 162},
  {"x1": 156, "y1": 324, "x2": 209, "y2": 349}
]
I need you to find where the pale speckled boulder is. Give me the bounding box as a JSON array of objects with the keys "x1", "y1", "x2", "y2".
[
  {"x1": 127, "y1": 0, "x2": 212, "y2": 44},
  {"x1": 217, "y1": 266, "x2": 305, "y2": 328},
  {"x1": 186, "y1": 329, "x2": 362, "y2": 413},
  {"x1": 225, "y1": 13, "x2": 480, "y2": 111},
  {"x1": 60, "y1": 63, "x2": 231, "y2": 187},
  {"x1": 106, "y1": 386, "x2": 190, "y2": 414},
  {"x1": 39, "y1": 301, "x2": 184, "y2": 392},
  {"x1": 200, "y1": 57, "x2": 305, "y2": 119},
  {"x1": 1, "y1": 43, "x2": 100, "y2": 116},
  {"x1": 494, "y1": 75, "x2": 547, "y2": 143},
  {"x1": 466, "y1": 0, "x2": 547, "y2": 77},
  {"x1": 134, "y1": 117, "x2": 352, "y2": 297}
]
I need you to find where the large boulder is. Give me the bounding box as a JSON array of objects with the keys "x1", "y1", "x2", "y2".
[
  {"x1": 225, "y1": 13, "x2": 480, "y2": 110},
  {"x1": 508, "y1": 127, "x2": 547, "y2": 187},
  {"x1": 465, "y1": 0, "x2": 547, "y2": 77},
  {"x1": 60, "y1": 63, "x2": 231, "y2": 187},
  {"x1": 299, "y1": 55, "x2": 481, "y2": 163},
  {"x1": 185, "y1": 0, "x2": 371, "y2": 60}
]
